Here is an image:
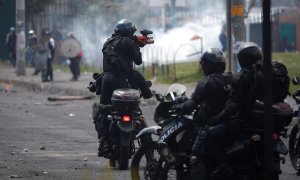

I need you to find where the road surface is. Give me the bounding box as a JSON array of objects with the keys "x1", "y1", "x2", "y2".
[{"x1": 0, "y1": 85, "x2": 298, "y2": 179}]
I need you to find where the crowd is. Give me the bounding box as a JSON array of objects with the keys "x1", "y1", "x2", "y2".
[{"x1": 5, "y1": 27, "x2": 82, "y2": 82}]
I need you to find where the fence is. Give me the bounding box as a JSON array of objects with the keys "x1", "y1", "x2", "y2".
[{"x1": 137, "y1": 39, "x2": 203, "y2": 81}]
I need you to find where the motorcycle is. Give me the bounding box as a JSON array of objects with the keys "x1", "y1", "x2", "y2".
[
  {"x1": 289, "y1": 76, "x2": 300, "y2": 175},
  {"x1": 98, "y1": 88, "x2": 151, "y2": 170},
  {"x1": 131, "y1": 83, "x2": 188, "y2": 179},
  {"x1": 131, "y1": 84, "x2": 294, "y2": 180},
  {"x1": 88, "y1": 73, "x2": 152, "y2": 170}
]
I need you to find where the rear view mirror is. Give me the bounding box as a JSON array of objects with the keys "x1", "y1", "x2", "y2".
[{"x1": 155, "y1": 93, "x2": 163, "y2": 101}]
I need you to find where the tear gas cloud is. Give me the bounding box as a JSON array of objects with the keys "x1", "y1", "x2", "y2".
[{"x1": 69, "y1": 1, "x2": 226, "y2": 67}]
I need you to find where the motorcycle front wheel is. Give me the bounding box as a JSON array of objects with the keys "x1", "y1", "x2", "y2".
[
  {"x1": 131, "y1": 141, "x2": 159, "y2": 180},
  {"x1": 289, "y1": 124, "x2": 300, "y2": 172}
]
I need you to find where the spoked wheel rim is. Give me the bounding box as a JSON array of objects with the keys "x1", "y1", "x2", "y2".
[{"x1": 143, "y1": 161, "x2": 159, "y2": 180}]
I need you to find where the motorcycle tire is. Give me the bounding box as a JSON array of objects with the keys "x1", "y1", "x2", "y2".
[
  {"x1": 117, "y1": 144, "x2": 130, "y2": 170},
  {"x1": 131, "y1": 141, "x2": 159, "y2": 180},
  {"x1": 289, "y1": 124, "x2": 300, "y2": 172}
]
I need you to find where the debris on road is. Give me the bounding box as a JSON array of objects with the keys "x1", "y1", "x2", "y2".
[
  {"x1": 69, "y1": 113, "x2": 77, "y2": 117},
  {"x1": 47, "y1": 95, "x2": 95, "y2": 101},
  {"x1": 45, "y1": 102, "x2": 68, "y2": 106},
  {"x1": 9, "y1": 175, "x2": 21, "y2": 178},
  {"x1": 10, "y1": 151, "x2": 18, "y2": 155},
  {"x1": 0, "y1": 81, "x2": 14, "y2": 92}
]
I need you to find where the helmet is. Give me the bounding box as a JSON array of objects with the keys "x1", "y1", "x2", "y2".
[
  {"x1": 67, "y1": 32, "x2": 75, "y2": 38},
  {"x1": 114, "y1": 19, "x2": 137, "y2": 37},
  {"x1": 28, "y1": 30, "x2": 35, "y2": 34},
  {"x1": 237, "y1": 42, "x2": 262, "y2": 69},
  {"x1": 9, "y1": 27, "x2": 15, "y2": 32},
  {"x1": 200, "y1": 48, "x2": 226, "y2": 76}
]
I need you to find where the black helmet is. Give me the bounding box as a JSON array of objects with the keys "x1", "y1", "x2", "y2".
[
  {"x1": 237, "y1": 42, "x2": 262, "y2": 69},
  {"x1": 200, "y1": 48, "x2": 226, "y2": 76},
  {"x1": 114, "y1": 19, "x2": 137, "y2": 37}
]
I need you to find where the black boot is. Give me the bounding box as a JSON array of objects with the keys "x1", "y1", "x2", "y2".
[
  {"x1": 209, "y1": 162, "x2": 233, "y2": 179},
  {"x1": 98, "y1": 137, "x2": 109, "y2": 157},
  {"x1": 190, "y1": 130, "x2": 208, "y2": 165}
]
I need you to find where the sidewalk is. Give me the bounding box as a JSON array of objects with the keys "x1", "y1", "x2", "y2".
[{"x1": 0, "y1": 64, "x2": 195, "y2": 97}]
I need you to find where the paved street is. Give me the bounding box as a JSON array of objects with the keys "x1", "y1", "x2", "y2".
[{"x1": 0, "y1": 65, "x2": 299, "y2": 179}]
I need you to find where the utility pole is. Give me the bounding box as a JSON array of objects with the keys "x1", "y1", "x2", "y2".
[
  {"x1": 231, "y1": 0, "x2": 246, "y2": 74},
  {"x1": 226, "y1": 0, "x2": 232, "y2": 73},
  {"x1": 170, "y1": 0, "x2": 176, "y2": 28},
  {"x1": 16, "y1": 0, "x2": 26, "y2": 75},
  {"x1": 262, "y1": 0, "x2": 274, "y2": 178}
]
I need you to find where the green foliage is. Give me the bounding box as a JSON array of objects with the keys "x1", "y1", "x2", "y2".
[
  {"x1": 273, "y1": 52, "x2": 300, "y2": 94},
  {"x1": 147, "y1": 52, "x2": 300, "y2": 94}
]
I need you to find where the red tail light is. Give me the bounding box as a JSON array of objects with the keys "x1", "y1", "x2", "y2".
[
  {"x1": 122, "y1": 115, "x2": 131, "y2": 122},
  {"x1": 272, "y1": 133, "x2": 279, "y2": 140}
]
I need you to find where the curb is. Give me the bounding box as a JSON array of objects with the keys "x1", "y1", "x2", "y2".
[
  {"x1": 0, "y1": 78, "x2": 161, "y2": 105},
  {"x1": 0, "y1": 78, "x2": 93, "y2": 96}
]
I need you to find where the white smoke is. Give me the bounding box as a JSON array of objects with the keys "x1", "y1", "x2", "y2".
[
  {"x1": 66, "y1": 0, "x2": 226, "y2": 67},
  {"x1": 142, "y1": 20, "x2": 224, "y2": 65}
]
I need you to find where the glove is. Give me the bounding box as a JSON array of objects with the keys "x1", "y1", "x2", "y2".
[
  {"x1": 134, "y1": 35, "x2": 154, "y2": 47},
  {"x1": 175, "y1": 96, "x2": 188, "y2": 104},
  {"x1": 171, "y1": 103, "x2": 183, "y2": 112}
]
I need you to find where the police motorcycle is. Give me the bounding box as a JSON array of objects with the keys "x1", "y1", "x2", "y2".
[
  {"x1": 131, "y1": 84, "x2": 294, "y2": 180},
  {"x1": 289, "y1": 77, "x2": 300, "y2": 175},
  {"x1": 88, "y1": 74, "x2": 151, "y2": 170},
  {"x1": 131, "y1": 83, "x2": 189, "y2": 179}
]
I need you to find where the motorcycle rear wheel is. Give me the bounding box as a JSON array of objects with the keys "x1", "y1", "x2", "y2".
[
  {"x1": 289, "y1": 124, "x2": 300, "y2": 172},
  {"x1": 117, "y1": 144, "x2": 130, "y2": 170},
  {"x1": 109, "y1": 159, "x2": 116, "y2": 167}
]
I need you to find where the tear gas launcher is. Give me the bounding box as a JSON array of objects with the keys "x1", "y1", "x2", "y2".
[{"x1": 134, "y1": 29, "x2": 154, "y2": 47}]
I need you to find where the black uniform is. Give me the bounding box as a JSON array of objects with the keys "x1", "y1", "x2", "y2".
[
  {"x1": 172, "y1": 72, "x2": 234, "y2": 178},
  {"x1": 98, "y1": 33, "x2": 142, "y2": 141}
]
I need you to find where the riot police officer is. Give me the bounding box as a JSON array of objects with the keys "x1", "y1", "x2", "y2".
[
  {"x1": 97, "y1": 19, "x2": 143, "y2": 156},
  {"x1": 222, "y1": 42, "x2": 264, "y2": 124},
  {"x1": 172, "y1": 48, "x2": 234, "y2": 179}
]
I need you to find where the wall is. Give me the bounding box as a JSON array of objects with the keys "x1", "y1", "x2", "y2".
[{"x1": 0, "y1": 0, "x2": 16, "y2": 61}]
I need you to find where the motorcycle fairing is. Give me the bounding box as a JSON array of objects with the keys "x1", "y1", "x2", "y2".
[
  {"x1": 136, "y1": 126, "x2": 162, "y2": 138},
  {"x1": 158, "y1": 116, "x2": 192, "y2": 143}
]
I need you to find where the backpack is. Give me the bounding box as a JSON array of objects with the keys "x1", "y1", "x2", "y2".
[
  {"x1": 102, "y1": 37, "x2": 127, "y2": 75},
  {"x1": 272, "y1": 61, "x2": 290, "y2": 102}
]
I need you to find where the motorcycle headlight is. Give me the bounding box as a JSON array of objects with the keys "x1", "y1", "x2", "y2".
[{"x1": 157, "y1": 142, "x2": 175, "y2": 163}]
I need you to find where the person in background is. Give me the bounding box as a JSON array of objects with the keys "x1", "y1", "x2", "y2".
[
  {"x1": 36, "y1": 29, "x2": 50, "y2": 82},
  {"x1": 5, "y1": 27, "x2": 17, "y2": 67},
  {"x1": 45, "y1": 31, "x2": 55, "y2": 81},
  {"x1": 67, "y1": 32, "x2": 82, "y2": 81},
  {"x1": 219, "y1": 24, "x2": 227, "y2": 52},
  {"x1": 26, "y1": 30, "x2": 38, "y2": 67}
]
